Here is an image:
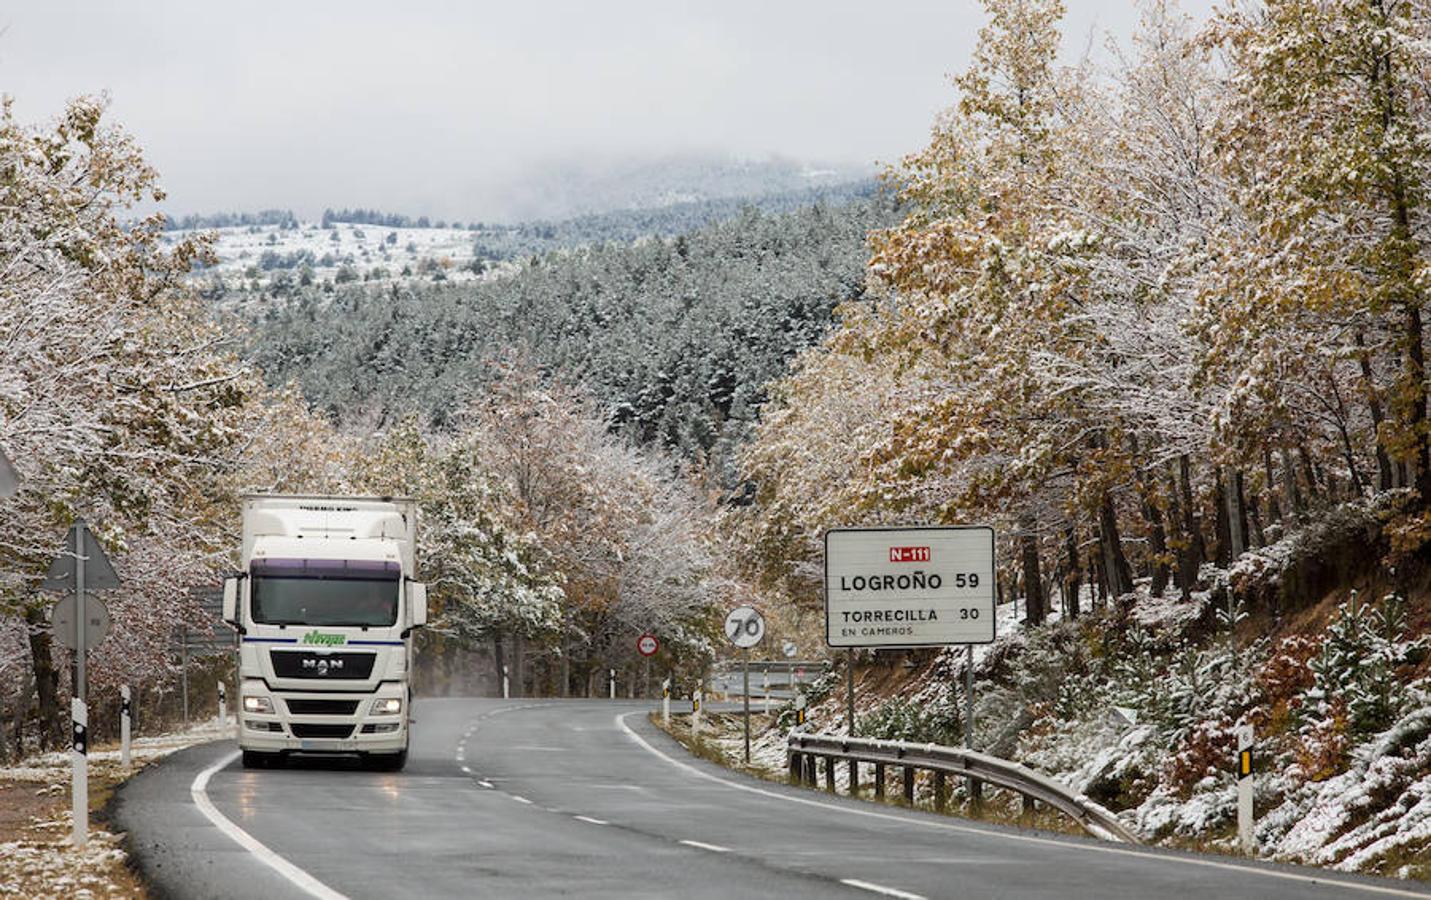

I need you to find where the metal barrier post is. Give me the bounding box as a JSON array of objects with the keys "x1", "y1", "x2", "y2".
[{"x1": 874, "y1": 762, "x2": 885, "y2": 798}]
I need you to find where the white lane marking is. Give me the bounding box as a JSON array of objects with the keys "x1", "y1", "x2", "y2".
[
  {"x1": 191, "y1": 750, "x2": 347, "y2": 900},
  {"x1": 511, "y1": 795, "x2": 533, "y2": 805},
  {"x1": 573, "y1": 815, "x2": 608, "y2": 826},
  {"x1": 615, "y1": 713, "x2": 1431, "y2": 899},
  {"x1": 461, "y1": 766, "x2": 472, "y2": 774},
  {"x1": 841, "y1": 878, "x2": 927, "y2": 899},
  {"x1": 679, "y1": 839, "x2": 731, "y2": 853}
]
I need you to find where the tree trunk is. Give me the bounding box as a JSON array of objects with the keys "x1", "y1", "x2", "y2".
[
  {"x1": 1227, "y1": 469, "x2": 1248, "y2": 560},
  {"x1": 1408, "y1": 305, "x2": 1431, "y2": 504},
  {"x1": 1178, "y1": 455, "x2": 1207, "y2": 567},
  {"x1": 1139, "y1": 481, "x2": 1170, "y2": 598},
  {"x1": 1020, "y1": 513, "x2": 1045, "y2": 626},
  {"x1": 1281, "y1": 447, "x2": 1305, "y2": 518},
  {"x1": 1214, "y1": 466, "x2": 1233, "y2": 567},
  {"x1": 1064, "y1": 527, "x2": 1081, "y2": 620},
  {"x1": 1356, "y1": 333, "x2": 1394, "y2": 492},
  {"x1": 1298, "y1": 444, "x2": 1321, "y2": 502},
  {"x1": 513, "y1": 633, "x2": 525, "y2": 699},
  {"x1": 1263, "y1": 448, "x2": 1283, "y2": 523},
  {"x1": 560, "y1": 641, "x2": 571, "y2": 698},
  {"x1": 492, "y1": 634, "x2": 506, "y2": 698},
  {"x1": 1248, "y1": 491, "x2": 1267, "y2": 548},
  {"x1": 25, "y1": 607, "x2": 62, "y2": 750},
  {"x1": 1099, "y1": 494, "x2": 1133, "y2": 598}
]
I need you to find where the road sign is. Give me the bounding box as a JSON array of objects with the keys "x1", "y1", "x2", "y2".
[
  {"x1": 51, "y1": 593, "x2": 111, "y2": 651},
  {"x1": 782, "y1": 640, "x2": 797, "y2": 659},
  {"x1": 42, "y1": 521, "x2": 120, "y2": 592},
  {"x1": 724, "y1": 605, "x2": 765, "y2": 649},
  {"x1": 824, "y1": 526, "x2": 996, "y2": 648},
  {"x1": 636, "y1": 633, "x2": 660, "y2": 657}
]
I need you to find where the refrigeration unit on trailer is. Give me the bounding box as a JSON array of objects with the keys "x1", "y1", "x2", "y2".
[{"x1": 222, "y1": 495, "x2": 428, "y2": 770}]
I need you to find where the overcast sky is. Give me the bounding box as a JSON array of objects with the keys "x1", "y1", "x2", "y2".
[{"x1": 1, "y1": 1, "x2": 1217, "y2": 222}]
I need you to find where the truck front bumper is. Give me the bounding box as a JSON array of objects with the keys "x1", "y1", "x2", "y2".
[{"x1": 238, "y1": 682, "x2": 408, "y2": 754}]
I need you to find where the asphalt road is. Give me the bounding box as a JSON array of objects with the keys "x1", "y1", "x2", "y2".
[{"x1": 112, "y1": 698, "x2": 1431, "y2": 899}]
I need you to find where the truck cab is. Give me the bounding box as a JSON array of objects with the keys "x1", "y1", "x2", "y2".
[{"x1": 223, "y1": 495, "x2": 427, "y2": 771}]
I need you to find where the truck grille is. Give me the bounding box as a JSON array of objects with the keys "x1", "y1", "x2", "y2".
[
  {"x1": 284, "y1": 698, "x2": 359, "y2": 715},
  {"x1": 270, "y1": 650, "x2": 375, "y2": 680},
  {"x1": 290, "y1": 723, "x2": 354, "y2": 739}
]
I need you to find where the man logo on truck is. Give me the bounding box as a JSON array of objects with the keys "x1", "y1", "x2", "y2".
[{"x1": 301, "y1": 656, "x2": 345, "y2": 675}]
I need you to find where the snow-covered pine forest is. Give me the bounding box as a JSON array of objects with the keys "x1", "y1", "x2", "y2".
[{"x1": 2, "y1": 0, "x2": 1430, "y2": 879}]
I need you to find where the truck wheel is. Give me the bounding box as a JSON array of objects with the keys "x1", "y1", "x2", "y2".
[{"x1": 242, "y1": 750, "x2": 276, "y2": 769}]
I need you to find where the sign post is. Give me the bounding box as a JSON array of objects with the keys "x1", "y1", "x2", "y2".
[
  {"x1": 120, "y1": 685, "x2": 132, "y2": 770},
  {"x1": 724, "y1": 606, "x2": 765, "y2": 765},
  {"x1": 43, "y1": 519, "x2": 119, "y2": 849},
  {"x1": 1237, "y1": 724, "x2": 1255, "y2": 854}
]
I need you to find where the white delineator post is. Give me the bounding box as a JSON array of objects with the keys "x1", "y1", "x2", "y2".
[
  {"x1": 120, "y1": 684, "x2": 132, "y2": 770},
  {"x1": 217, "y1": 681, "x2": 226, "y2": 728},
  {"x1": 691, "y1": 688, "x2": 702, "y2": 737},
  {"x1": 661, "y1": 677, "x2": 671, "y2": 726},
  {"x1": 609, "y1": 668, "x2": 616, "y2": 700},
  {"x1": 502, "y1": 664, "x2": 509, "y2": 699},
  {"x1": 1237, "y1": 724, "x2": 1255, "y2": 854},
  {"x1": 71, "y1": 696, "x2": 87, "y2": 847}
]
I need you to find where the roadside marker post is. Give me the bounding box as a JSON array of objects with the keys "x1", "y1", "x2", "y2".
[
  {"x1": 794, "y1": 691, "x2": 807, "y2": 727},
  {"x1": 217, "y1": 681, "x2": 226, "y2": 728},
  {"x1": 1237, "y1": 724, "x2": 1255, "y2": 854},
  {"x1": 502, "y1": 665, "x2": 510, "y2": 699},
  {"x1": 609, "y1": 668, "x2": 617, "y2": 700},
  {"x1": 691, "y1": 688, "x2": 702, "y2": 737},
  {"x1": 661, "y1": 677, "x2": 671, "y2": 726},
  {"x1": 120, "y1": 685, "x2": 132, "y2": 770},
  {"x1": 762, "y1": 667, "x2": 770, "y2": 713},
  {"x1": 71, "y1": 696, "x2": 87, "y2": 847}
]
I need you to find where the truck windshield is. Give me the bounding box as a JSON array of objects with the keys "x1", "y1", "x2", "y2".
[{"x1": 250, "y1": 558, "x2": 400, "y2": 627}]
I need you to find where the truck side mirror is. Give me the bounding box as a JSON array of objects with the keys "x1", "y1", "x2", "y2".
[
  {"x1": 222, "y1": 576, "x2": 240, "y2": 627},
  {"x1": 408, "y1": 581, "x2": 428, "y2": 628}
]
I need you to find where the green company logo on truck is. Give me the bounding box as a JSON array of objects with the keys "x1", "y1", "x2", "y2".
[{"x1": 301, "y1": 630, "x2": 347, "y2": 646}]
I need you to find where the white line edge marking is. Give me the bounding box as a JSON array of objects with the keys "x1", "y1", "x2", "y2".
[
  {"x1": 679, "y1": 839, "x2": 730, "y2": 853},
  {"x1": 512, "y1": 795, "x2": 533, "y2": 804},
  {"x1": 191, "y1": 750, "x2": 347, "y2": 900},
  {"x1": 478, "y1": 780, "x2": 494, "y2": 788},
  {"x1": 574, "y1": 815, "x2": 608, "y2": 825},
  {"x1": 614, "y1": 713, "x2": 1430, "y2": 899},
  {"x1": 841, "y1": 879, "x2": 927, "y2": 900}
]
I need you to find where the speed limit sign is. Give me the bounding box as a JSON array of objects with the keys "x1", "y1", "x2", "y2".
[
  {"x1": 636, "y1": 633, "x2": 659, "y2": 657},
  {"x1": 724, "y1": 605, "x2": 765, "y2": 649}
]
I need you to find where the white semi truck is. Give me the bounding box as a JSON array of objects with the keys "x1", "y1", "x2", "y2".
[{"x1": 222, "y1": 495, "x2": 427, "y2": 770}]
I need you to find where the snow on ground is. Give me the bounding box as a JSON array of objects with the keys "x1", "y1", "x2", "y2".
[
  {"x1": 163, "y1": 221, "x2": 509, "y2": 294},
  {"x1": 0, "y1": 717, "x2": 233, "y2": 899}
]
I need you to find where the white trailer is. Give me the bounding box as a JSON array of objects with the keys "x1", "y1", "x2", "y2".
[{"x1": 223, "y1": 495, "x2": 428, "y2": 770}]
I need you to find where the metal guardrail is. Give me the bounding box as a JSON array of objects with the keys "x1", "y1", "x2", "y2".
[{"x1": 787, "y1": 733, "x2": 1140, "y2": 844}]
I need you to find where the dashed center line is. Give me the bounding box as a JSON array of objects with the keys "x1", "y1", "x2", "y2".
[
  {"x1": 840, "y1": 879, "x2": 927, "y2": 900},
  {"x1": 679, "y1": 839, "x2": 731, "y2": 853}
]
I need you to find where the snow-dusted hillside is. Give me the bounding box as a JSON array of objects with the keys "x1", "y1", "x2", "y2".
[{"x1": 164, "y1": 221, "x2": 497, "y2": 295}]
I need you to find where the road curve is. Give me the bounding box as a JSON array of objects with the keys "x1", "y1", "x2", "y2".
[{"x1": 111, "y1": 698, "x2": 1431, "y2": 899}]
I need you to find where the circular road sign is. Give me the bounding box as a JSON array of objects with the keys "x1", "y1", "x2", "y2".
[
  {"x1": 636, "y1": 633, "x2": 660, "y2": 657},
  {"x1": 724, "y1": 605, "x2": 765, "y2": 649},
  {"x1": 51, "y1": 594, "x2": 111, "y2": 652},
  {"x1": 782, "y1": 640, "x2": 798, "y2": 659}
]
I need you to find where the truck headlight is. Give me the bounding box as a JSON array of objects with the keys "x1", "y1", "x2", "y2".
[
  {"x1": 371, "y1": 697, "x2": 402, "y2": 716},
  {"x1": 243, "y1": 695, "x2": 273, "y2": 714}
]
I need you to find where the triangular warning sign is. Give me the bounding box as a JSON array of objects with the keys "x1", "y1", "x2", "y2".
[{"x1": 41, "y1": 520, "x2": 120, "y2": 591}]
